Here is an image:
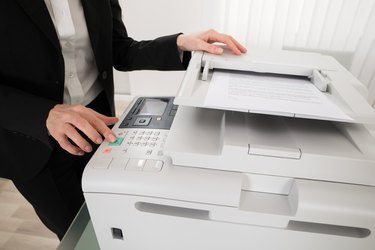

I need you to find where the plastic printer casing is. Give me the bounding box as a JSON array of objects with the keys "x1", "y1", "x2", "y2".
[{"x1": 83, "y1": 49, "x2": 375, "y2": 250}]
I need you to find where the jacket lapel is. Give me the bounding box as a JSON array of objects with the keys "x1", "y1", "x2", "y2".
[
  {"x1": 15, "y1": 0, "x2": 60, "y2": 50},
  {"x1": 81, "y1": 0, "x2": 100, "y2": 50},
  {"x1": 81, "y1": 0, "x2": 110, "y2": 69}
]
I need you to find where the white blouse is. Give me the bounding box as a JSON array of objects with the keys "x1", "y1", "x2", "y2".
[{"x1": 44, "y1": 0, "x2": 103, "y2": 105}]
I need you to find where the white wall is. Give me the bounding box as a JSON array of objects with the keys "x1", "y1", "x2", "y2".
[{"x1": 115, "y1": 0, "x2": 202, "y2": 96}]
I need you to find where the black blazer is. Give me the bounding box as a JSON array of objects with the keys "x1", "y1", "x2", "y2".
[{"x1": 0, "y1": 0, "x2": 189, "y2": 181}]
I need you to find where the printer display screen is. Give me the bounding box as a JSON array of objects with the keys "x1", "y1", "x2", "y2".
[{"x1": 137, "y1": 99, "x2": 168, "y2": 116}]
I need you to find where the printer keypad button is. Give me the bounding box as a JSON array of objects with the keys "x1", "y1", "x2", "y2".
[
  {"x1": 91, "y1": 156, "x2": 112, "y2": 169},
  {"x1": 138, "y1": 131, "x2": 145, "y2": 136},
  {"x1": 143, "y1": 136, "x2": 150, "y2": 141},
  {"x1": 126, "y1": 158, "x2": 146, "y2": 171},
  {"x1": 109, "y1": 158, "x2": 129, "y2": 170},
  {"x1": 143, "y1": 160, "x2": 163, "y2": 172}
]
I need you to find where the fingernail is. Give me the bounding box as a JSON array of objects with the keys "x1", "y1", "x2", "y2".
[
  {"x1": 85, "y1": 146, "x2": 92, "y2": 153},
  {"x1": 109, "y1": 134, "x2": 116, "y2": 142},
  {"x1": 96, "y1": 138, "x2": 103, "y2": 144},
  {"x1": 78, "y1": 151, "x2": 85, "y2": 156}
]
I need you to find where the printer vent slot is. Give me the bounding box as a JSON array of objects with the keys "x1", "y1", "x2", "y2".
[
  {"x1": 287, "y1": 221, "x2": 371, "y2": 238},
  {"x1": 135, "y1": 202, "x2": 209, "y2": 220}
]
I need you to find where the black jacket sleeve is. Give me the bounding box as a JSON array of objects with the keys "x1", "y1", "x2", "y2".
[
  {"x1": 0, "y1": 83, "x2": 57, "y2": 181},
  {"x1": 109, "y1": 0, "x2": 191, "y2": 71},
  {"x1": 0, "y1": 84, "x2": 57, "y2": 147}
]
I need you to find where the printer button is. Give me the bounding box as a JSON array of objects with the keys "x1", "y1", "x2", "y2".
[
  {"x1": 108, "y1": 137, "x2": 124, "y2": 146},
  {"x1": 102, "y1": 147, "x2": 112, "y2": 154},
  {"x1": 91, "y1": 156, "x2": 112, "y2": 169},
  {"x1": 109, "y1": 158, "x2": 129, "y2": 170},
  {"x1": 134, "y1": 117, "x2": 151, "y2": 126},
  {"x1": 143, "y1": 160, "x2": 163, "y2": 172},
  {"x1": 126, "y1": 158, "x2": 146, "y2": 171}
]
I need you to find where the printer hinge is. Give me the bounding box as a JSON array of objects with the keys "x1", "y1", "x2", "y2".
[{"x1": 202, "y1": 60, "x2": 212, "y2": 81}]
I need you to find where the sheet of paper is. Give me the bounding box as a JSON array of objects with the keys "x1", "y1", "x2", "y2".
[{"x1": 204, "y1": 71, "x2": 353, "y2": 122}]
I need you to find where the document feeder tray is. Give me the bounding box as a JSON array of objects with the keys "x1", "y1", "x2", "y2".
[{"x1": 174, "y1": 49, "x2": 375, "y2": 124}]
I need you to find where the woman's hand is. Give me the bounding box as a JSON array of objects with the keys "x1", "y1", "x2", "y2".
[
  {"x1": 177, "y1": 29, "x2": 247, "y2": 55},
  {"x1": 46, "y1": 104, "x2": 118, "y2": 155}
]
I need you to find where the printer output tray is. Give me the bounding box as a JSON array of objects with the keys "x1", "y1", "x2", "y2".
[{"x1": 164, "y1": 106, "x2": 375, "y2": 186}]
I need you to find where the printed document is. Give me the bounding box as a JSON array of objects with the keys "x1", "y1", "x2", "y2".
[{"x1": 204, "y1": 70, "x2": 353, "y2": 122}]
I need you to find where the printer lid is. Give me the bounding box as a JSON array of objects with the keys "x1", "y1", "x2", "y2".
[{"x1": 174, "y1": 48, "x2": 375, "y2": 124}]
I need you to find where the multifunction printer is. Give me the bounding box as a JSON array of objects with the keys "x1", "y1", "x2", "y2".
[{"x1": 83, "y1": 49, "x2": 375, "y2": 250}]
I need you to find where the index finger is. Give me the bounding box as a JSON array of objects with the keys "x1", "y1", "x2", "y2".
[
  {"x1": 87, "y1": 111, "x2": 118, "y2": 142},
  {"x1": 229, "y1": 37, "x2": 247, "y2": 53},
  {"x1": 208, "y1": 32, "x2": 247, "y2": 55}
]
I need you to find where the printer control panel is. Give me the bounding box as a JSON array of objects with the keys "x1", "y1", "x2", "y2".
[
  {"x1": 119, "y1": 97, "x2": 177, "y2": 130},
  {"x1": 88, "y1": 97, "x2": 176, "y2": 172}
]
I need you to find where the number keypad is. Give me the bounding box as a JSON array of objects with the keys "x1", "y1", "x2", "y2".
[{"x1": 118, "y1": 129, "x2": 168, "y2": 157}]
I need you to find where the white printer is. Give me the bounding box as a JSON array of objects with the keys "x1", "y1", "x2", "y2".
[{"x1": 82, "y1": 49, "x2": 375, "y2": 250}]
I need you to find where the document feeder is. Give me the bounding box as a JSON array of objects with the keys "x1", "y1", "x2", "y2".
[
  {"x1": 175, "y1": 49, "x2": 375, "y2": 123},
  {"x1": 82, "y1": 49, "x2": 375, "y2": 250}
]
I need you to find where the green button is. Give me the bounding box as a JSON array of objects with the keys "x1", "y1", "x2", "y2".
[{"x1": 109, "y1": 137, "x2": 124, "y2": 146}]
